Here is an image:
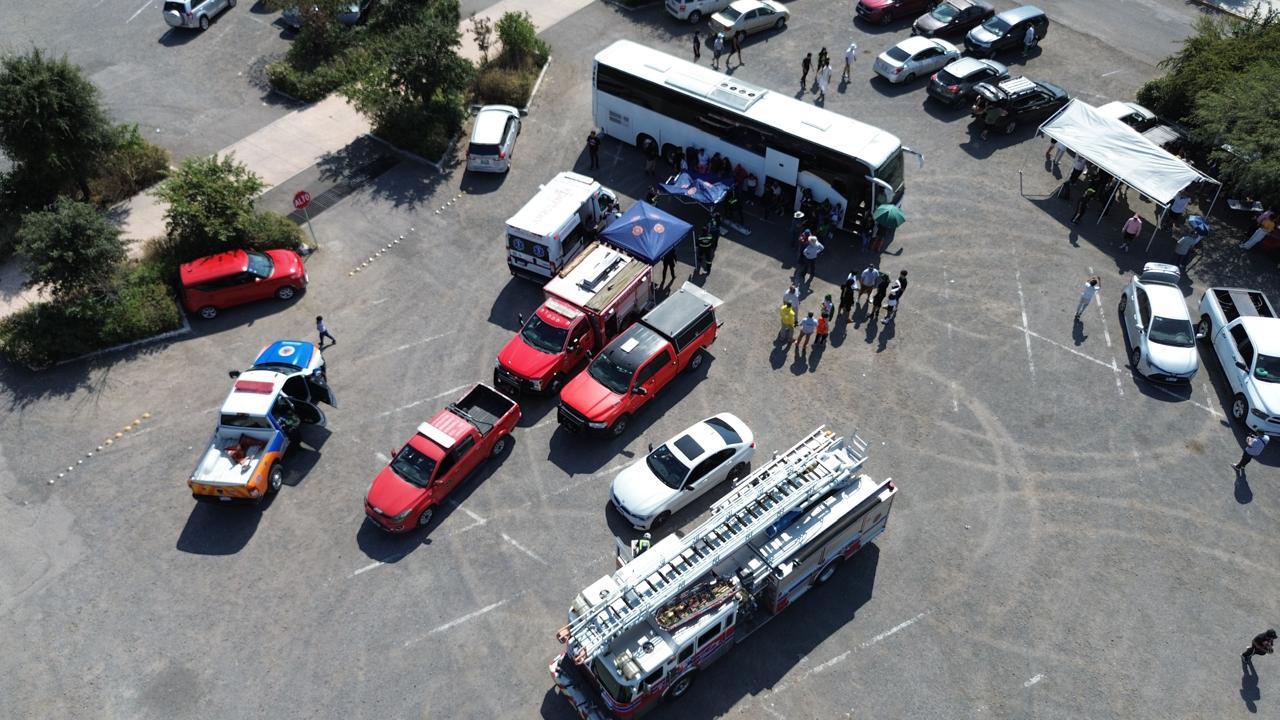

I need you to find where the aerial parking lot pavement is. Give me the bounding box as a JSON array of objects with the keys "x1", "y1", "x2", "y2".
[{"x1": 2, "y1": 0, "x2": 1280, "y2": 718}]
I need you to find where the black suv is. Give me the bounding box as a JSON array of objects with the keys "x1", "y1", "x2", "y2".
[{"x1": 971, "y1": 77, "x2": 1069, "y2": 134}]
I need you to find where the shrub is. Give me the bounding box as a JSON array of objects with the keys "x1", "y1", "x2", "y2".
[
  {"x1": 17, "y1": 197, "x2": 127, "y2": 299},
  {"x1": 372, "y1": 94, "x2": 468, "y2": 160},
  {"x1": 494, "y1": 11, "x2": 549, "y2": 71},
  {"x1": 154, "y1": 154, "x2": 265, "y2": 258},
  {"x1": 90, "y1": 124, "x2": 170, "y2": 204},
  {"x1": 473, "y1": 65, "x2": 537, "y2": 106},
  {"x1": 241, "y1": 211, "x2": 306, "y2": 252},
  {"x1": 267, "y1": 53, "x2": 369, "y2": 103}
]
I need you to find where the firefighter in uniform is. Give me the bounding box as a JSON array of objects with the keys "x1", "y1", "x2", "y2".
[
  {"x1": 634, "y1": 533, "x2": 652, "y2": 556},
  {"x1": 696, "y1": 215, "x2": 719, "y2": 276}
]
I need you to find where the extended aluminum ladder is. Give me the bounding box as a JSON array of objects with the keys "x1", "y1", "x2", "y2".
[{"x1": 560, "y1": 426, "x2": 867, "y2": 665}]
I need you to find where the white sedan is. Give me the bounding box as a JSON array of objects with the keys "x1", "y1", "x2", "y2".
[
  {"x1": 1119, "y1": 262, "x2": 1199, "y2": 382},
  {"x1": 610, "y1": 414, "x2": 755, "y2": 530},
  {"x1": 874, "y1": 36, "x2": 961, "y2": 84}
]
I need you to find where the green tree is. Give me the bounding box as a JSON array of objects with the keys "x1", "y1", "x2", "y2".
[
  {"x1": 154, "y1": 154, "x2": 265, "y2": 256},
  {"x1": 16, "y1": 198, "x2": 126, "y2": 298},
  {"x1": 495, "y1": 11, "x2": 549, "y2": 70},
  {"x1": 0, "y1": 49, "x2": 114, "y2": 204},
  {"x1": 1188, "y1": 63, "x2": 1280, "y2": 204}
]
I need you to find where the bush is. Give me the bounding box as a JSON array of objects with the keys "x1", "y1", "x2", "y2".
[
  {"x1": 17, "y1": 197, "x2": 127, "y2": 299},
  {"x1": 0, "y1": 261, "x2": 181, "y2": 367},
  {"x1": 494, "y1": 11, "x2": 549, "y2": 71},
  {"x1": 241, "y1": 211, "x2": 306, "y2": 253},
  {"x1": 89, "y1": 124, "x2": 170, "y2": 204},
  {"x1": 267, "y1": 51, "x2": 371, "y2": 103},
  {"x1": 473, "y1": 65, "x2": 537, "y2": 106},
  {"x1": 154, "y1": 154, "x2": 265, "y2": 258},
  {"x1": 373, "y1": 94, "x2": 468, "y2": 161}
]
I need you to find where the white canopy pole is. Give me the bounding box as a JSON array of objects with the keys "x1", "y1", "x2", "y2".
[
  {"x1": 1146, "y1": 206, "x2": 1169, "y2": 253},
  {"x1": 1096, "y1": 181, "x2": 1122, "y2": 223},
  {"x1": 1206, "y1": 182, "x2": 1223, "y2": 217}
]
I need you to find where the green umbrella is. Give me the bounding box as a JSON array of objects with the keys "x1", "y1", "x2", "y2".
[{"x1": 873, "y1": 203, "x2": 906, "y2": 228}]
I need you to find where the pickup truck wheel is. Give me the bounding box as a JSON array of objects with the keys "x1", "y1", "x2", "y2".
[
  {"x1": 878, "y1": 10, "x2": 893, "y2": 25},
  {"x1": 1195, "y1": 315, "x2": 1211, "y2": 341},
  {"x1": 666, "y1": 672, "x2": 695, "y2": 700},
  {"x1": 688, "y1": 10, "x2": 702, "y2": 23},
  {"x1": 816, "y1": 558, "x2": 843, "y2": 584},
  {"x1": 1004, "y1": 120, "x2": 1017, "y2": 135},
  {"x1": 267, "y1": 464, "x2": 284, "y2": 494},
  {"x1": 417, "y1": 506, "x2": 435, "y2": 528},
  {"x1": 548, "y1": 374, "x2": 565, "y2": 394},
  {"x1": 1231, "y1": 394, "x2": 1249, "y2": 424},
  {"x1": 490, "y1": 435, "x2": 509, "y2": 457},
  {"x1": 688, "y1": 349, "x2": 706, "y2": 372},
  {"x1": 611, "y1": 414, "x2": 630, "y2": 437}
]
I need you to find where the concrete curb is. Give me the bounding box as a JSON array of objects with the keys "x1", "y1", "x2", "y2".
[
  {"x1": 523, "y1": 56, "x2": 553, "y2": 114},
  {"x1": 600, "y1": 0, "x2": 662, "y2": 11},
  {"x1": 49, "y1": 307, "x2": 192, "y2": 369}
]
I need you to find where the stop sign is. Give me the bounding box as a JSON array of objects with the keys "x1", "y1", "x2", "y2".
[{"x1": 293, "y1": 191, "x2": 311, "y2": 210}]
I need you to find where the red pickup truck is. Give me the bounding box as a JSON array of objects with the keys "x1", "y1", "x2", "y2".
[
  {"x1": 495, "y1": 242, "x2": 653, "y2": 396},
  {"x1": 364, "y1": 384, "x2": 520, "y2": 532},
  {"x1": 557, "y1": 282, "x2": 722, "y2": 437}
]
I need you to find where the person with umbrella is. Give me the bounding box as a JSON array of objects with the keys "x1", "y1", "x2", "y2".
[
  {"x1": 1174, "y1": 215, "x2": 1209, "y2": 272},
  {"x1": 872, "y1": 203, "x2": 905, "y2": 251}
]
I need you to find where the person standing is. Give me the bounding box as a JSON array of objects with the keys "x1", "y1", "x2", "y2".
[
  {"x1": 800, "y1": 234, "x2": 825, "y2": 283},
  {"x1": 870, "y1": 273, "x2": 891, "y2": 321},
  {"x1": 1242, "y1": 208, "x2": 1275, "y2": 251},
  {"x1": 1120, "y1": 213, "x2": 1142, "y2": 253},
  {"x1": 816, "y1": 61, "x2": 832, "y2": 102},
  {"x1": 783, "y1": 282, "x2": 801, "y2": 313},
  {"x1": 1072, "y1": 186, "x2": 1097, "y2": 224},
  {"x1": 882, "y1": 280, "x2": 902, "y2": 324},
  {"x1": 731, "y1": 32, "x2": 743, "y2": 65},
  {"x1": 839, "y1": 274, "x2": 857, "y2": 316},
  {"x1": 801, "y1": 52, "x2": 813, "y2": 89},
  {"x1": 1045, "y1": 138, "x2": 1057, "y2": 163},
  {"x1": 817, "y1": 47, "x2": 829, "y2": 70},
  {"x1": 842, "y1": 41, "x2": 857, "y2": 82},
  {"x1": 712, "y1": 33, "x2": 725, "y2": 69},
  {"x1": 1233, "y1": 432, "x2": 1271, "y2": 472},
  {"x1": 1062, "y1": 154, "x2": 1087, "y2": 199},
  {"x1": 1174, "y1": 231, "x2": 1201, "y2": 271},
  {"x1": 696, "y1": 228, "x2": 718, "y2": 276},
  {"x1": 857, "y1": 265, "x2": 881, "y2": 307},
  {"x1": 797, "y1": 312, "x2": 818, "y2": 353},
  {"x1": 1073, "y1": 276, "x2": 1101, "y2": 321},
  {"x1": 1167, "y1": 189, "x2": 1191, "y2": 228},
  {"x1": 820, "y1": 293, "x2": 835, "y2": 321},
  {"x1": 1243, "y1": 630, "x2": 1278, "y2": 661},
  {"x1": 660, "y1": 245, "x2": 678, "y2": 286},
  {"x1": 1022, "y1": 24, "x2": 1037, "y2": 57},
  {"x1": 815, "y1": 314, "x2": 830, "y2": 347},
  {"x1": 692, "y1": 31, "x2": 702, "y2": 62},
  {"x1": 586, "y1": 130, "x2": 600, "y2": 170},
  {"x1": 778, "y1": 301, "x2": 797, "y2": 345},
  {"x1": 316, "y1": 315, "x2": 336, "y2": 346}
]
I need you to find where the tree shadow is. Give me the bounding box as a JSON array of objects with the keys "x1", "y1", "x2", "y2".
[
  {"x1": 359, "y1": 150, "x2": 450, "y2": 210},
  {"x1": 175, "y1": 493, "x2": 273, "y2": 555}
]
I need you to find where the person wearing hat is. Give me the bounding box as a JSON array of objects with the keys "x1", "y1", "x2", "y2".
[{"x1": 634, "y1": 532, "x2": 652, "y2": 556}]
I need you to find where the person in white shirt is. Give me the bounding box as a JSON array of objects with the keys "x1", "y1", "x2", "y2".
[
  {"x1": 1023, "y1": 25, "x2": 1037, "y2": 57},
  {"x1": 1167, "y1": 190, "x2": 1192, "y2": 227},
  {"x1": 816, "y1": 63, "x2": 833, "y2": 102},
  {"x1": 842, "y1": 42, "x2": 857, "y2": 82},
  {"x1": 799, "y1": 236, "x2": 825, "y2": 283},
  {"x1": 857, "y1": 266, "x2": 881, "y2": 306},
  {"x1": 783, "y1": 282, "x2": 801, "y2": 312},
  {"x1": 1074, "y1": 276, "x2": 1101, "y2": 321},
  {"x1": 1233, "y1": 433, "x2": 1270, "y2": 472}
]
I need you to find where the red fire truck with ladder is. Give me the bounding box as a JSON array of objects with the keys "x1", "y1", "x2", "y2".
[{"x1": 549, "y1": 426, "x2": 898, "y2": 719}]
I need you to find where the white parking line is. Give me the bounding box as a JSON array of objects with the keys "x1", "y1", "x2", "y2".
[
  {"x1": 766, "y1": 611, "x2": 928, "y2": 697},
  {"x1": 362, "y1": 331, "x2": 456, "y2": 363},
  {"x1": 421, "y1": 599, "x2": 509, "y2": 639},
  {"x1": 373, "y1": 384, "x2": 472, "y2": 420},
  {"x1": 860, "y1": 612, "x2": 927, "y2": 648},
  {"x1": 1024, "y1": 673, "x2": 1046, "y2": 687},
  {"x1": 351, "y1": 560, "x2": 388, "y2": 577},
  {"x1": 1015, "y1": 271, "x2": 1036, "y2": 382},
  {"x1": 501, "y1": 533, "x2": 549, "y2": 565},
  {"x1": 127, "y1": 0, "x2": 152, "y2": 22},
  {"x1": 1090, "y1": 268, "x2": 1113, "y2": 349}
]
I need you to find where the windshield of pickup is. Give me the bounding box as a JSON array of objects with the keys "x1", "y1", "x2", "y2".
[
  {"x1": 390, "y1": 445, "x2": 437, "y2": 487},
  {"x1": 1255, "y1": 354, "x2": 1280, "y2": 383},
  {"x1": 646, "y1": 444, "x2": 691, "y2": 490},
  {"x1": 520, "y1": 314, "x2": 569, "y2": 354},
  {"x1": 1148, "y1": 317, "x2": 1195, "y2": 348},
  {"x1": 588, "y1": 351, "x2": 634, "y2": 395}
]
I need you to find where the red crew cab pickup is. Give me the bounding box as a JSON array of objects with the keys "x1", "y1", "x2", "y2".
[
  {"x1": 496, "y1": 242, "x2": 654, "y2": 396},
  {"x1": 364, "y1": 384, "x2": 520, "y2": 532},
  {"x1": 558, "y1": 282, "x2": 722, "y2": 437}
]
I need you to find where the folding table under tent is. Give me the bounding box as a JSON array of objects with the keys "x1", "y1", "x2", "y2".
[{"x1": 1038, "y1": 99, "x2": 1221, "y2": 250}]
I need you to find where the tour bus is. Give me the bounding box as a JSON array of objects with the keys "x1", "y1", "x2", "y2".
[{"x1": 592, "y1": 40, "x2": 912, "y2": 229}]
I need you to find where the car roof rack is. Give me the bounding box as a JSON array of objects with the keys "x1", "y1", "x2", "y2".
[{"x1": 997, "y1": 77, "x2": 1038, "y2": 96}]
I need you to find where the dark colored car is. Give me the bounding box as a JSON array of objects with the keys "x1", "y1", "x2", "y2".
[
  {"x1": 971, "y1": 76, "x2": 1069, "y2": 135},
  {"x1": 965, "y1": 5, "x2": 1048, "y2": 57},
  {"x1": 927, "y1": 57, "x2": 1008, "y2": 105},
  {"x1": 856, "y1": 0, "x2": 937, "y2": 25},
  {"x1": 913, "y1": 0, "x2": 993, "y2": 37}
]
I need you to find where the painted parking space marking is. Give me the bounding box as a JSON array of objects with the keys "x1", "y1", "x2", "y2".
[
  {"x1": 127, "y1": 0, "x2": 152, "y2": 23},
  {"x1": 1015, "y1": 271, "x2": 1036, "y2": 382},
  {"x1": 360, "y1": 331, "x2": 457, "y2": 363},
  {"x1": 372, "y1": 384, "x2": 472, "y2": 421},
  {"x1": 501, "y1": 532, "x2": 549, "y2": 566},
  {"x1": 1024, "y1": 673, "x2": 1046, "y2": 687}
]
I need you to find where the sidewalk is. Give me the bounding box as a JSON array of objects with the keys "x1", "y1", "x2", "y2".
[
  {"x1": 458, "y1": 0, "x2": 597, "y2": 62},
  {"x1": 115, "y1": 94, "x2": 371, "y2": 253}
]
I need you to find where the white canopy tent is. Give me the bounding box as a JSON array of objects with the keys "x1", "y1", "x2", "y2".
[{"x1": 1038, "y1": 100, "x2": 1221, "y2": 247}]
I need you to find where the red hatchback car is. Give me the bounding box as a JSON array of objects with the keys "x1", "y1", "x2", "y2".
[{"x1": 180, "y1": 249, "x2": 307, "y2": 319}]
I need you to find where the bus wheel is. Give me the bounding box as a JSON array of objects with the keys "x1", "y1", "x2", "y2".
[
  {"x1": 666, "y1": 672, "x2": 695, "y2": 700},
  {"x1": 816, "y1": 558, "x2": 842, "y2": 584}
]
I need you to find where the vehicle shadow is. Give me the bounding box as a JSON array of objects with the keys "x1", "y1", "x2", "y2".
[
  {"x1": 487, "y1": 277, "x2": 546, "y2": 331},
  {"x1": 175, "y1": 494, "x2": 275, "y2": 555},
  {"x1": 158, "y1": 29, "x2": 200, "y2": 47},
  {"x1": 868, "y1": 75, "x2": 920, "y2": 99},
  {"x1": 281, "y1": 425, "x2": 332, "y2": 486},
  {"x1": 922, "y1": 97, "x2": 969, "y2": 123},
  {"x1": 537, "y1": 544, "x2": 883, "y2": 720},
  {"x1": 603, "y1": 458, "x2": 752, "y2": 546},
  {"x1": 546, "y1": 355, "x2": 717, "y2": 475},
  {"x1": 854, "y1": 16, "x2": 917, "y2": 34}
]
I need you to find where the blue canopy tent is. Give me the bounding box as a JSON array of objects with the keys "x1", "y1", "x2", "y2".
[
  {"x1": 599, "y1": 202, "x2": 693, "y2": 264},
  {"x1": 659, "y1": 172, "x2": 730, "y2": 207}
]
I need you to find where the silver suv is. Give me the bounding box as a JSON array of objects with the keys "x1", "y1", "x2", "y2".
[{"x1": 163, "y1": 0, "x2": 235, "y2": 31}]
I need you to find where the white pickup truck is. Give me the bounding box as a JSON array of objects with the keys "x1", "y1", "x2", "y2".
[
  {"x1": 1196, "y1": 287, "x2": 1280, "y2": 435},
  {"x1": 665, "y1": 0, "x2": 733, "y2": 24}
]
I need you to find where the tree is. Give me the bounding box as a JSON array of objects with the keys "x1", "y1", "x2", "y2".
[
  {"x1": 153, "y1": 154, "x2": 265, "y2": 257},
  {"x1": 16, "y1": 198, "x2": 126, "y2": 298},
  {"x1": 495, "y1": 11, "x2": 549, "y2": 70},
  {"x1": 1188, "y1": 63, "x2": 1280, "y2": 204},
  {"x1": 0, "y1": 49, "x2": 114, "y2": 204}
]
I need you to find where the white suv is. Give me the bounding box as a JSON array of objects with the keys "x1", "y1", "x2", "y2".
[
  {"x1": 163, "y1": 0, "x2": 234, "y2": 31},
  {"x1": 665, "y1": 0, "x2": 734, "y2": 24}
]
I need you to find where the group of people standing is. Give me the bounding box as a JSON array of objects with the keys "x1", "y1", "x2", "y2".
[
  {"x1": 692, "y1": 31, "x2": 743, "y2": 70},
  {"x1": 799, "y1": 42, "x2": 854, "y2": 102},
  {"x1": 778, "y1": 262, "x2": 909, "y2": 357}
]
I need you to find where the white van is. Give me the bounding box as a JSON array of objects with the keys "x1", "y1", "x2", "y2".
[
  {"x1": 467, "y1": 105, "x2": 521, "y2": 173},
  {"x1": 505, "y1": 172, "x2": 616, "y2": 281}
]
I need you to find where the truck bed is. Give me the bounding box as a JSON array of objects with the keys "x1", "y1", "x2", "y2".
[
  {"x1": 193, "y1": 428, "x2": 276, "y2": 487},
  {"x1": 450, "y1": 384, "x2": 517, "y2": 435},
  {"x1": 1209, "y1": 288, "x2": 1277, "y2": 322}
]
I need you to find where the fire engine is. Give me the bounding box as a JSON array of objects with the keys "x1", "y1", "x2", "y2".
[{"x1": 549, "y1": 426, "x2": 898, "y2": 718}]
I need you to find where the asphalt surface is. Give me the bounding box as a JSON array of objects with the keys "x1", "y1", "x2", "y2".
[{"x1": 3, "y1": 1, "x2": 1279, "y2": 719}]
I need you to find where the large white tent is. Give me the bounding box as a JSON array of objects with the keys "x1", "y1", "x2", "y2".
[{"x1": 1039, "y1": 100, "x2": 1220, "y2": 243}]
